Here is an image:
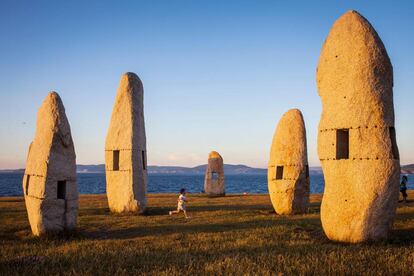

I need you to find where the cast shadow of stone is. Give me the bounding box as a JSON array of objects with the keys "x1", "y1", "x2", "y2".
[
  {"x1": 84, "y1": 213, "x2": 325, "y2": 241},
  {"x1": 388, "y1": 228, "x2": 414, "y2": 245},
  {"x1": 82, "y1": 217, "x2": 281, "y2": 240},
  {"x1": 0, "y1": 198, "x2": 24, "y2": 203},
  {"x1": 144, "y1": 204, "x2": 272, "y2": 216},
  {"x1": 79, "y1": 207, "x2": 111, "y2": 216}
]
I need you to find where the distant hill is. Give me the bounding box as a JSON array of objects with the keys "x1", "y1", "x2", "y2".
[
  {"x1": 1, "y1": 164, "x2": 324, "y2": 175},
  {"x1": 77, "y1": 164, "x2": 268, "y2": 175},
  {"x1": 76, "y1": 164, "x2": 105, "y2": 173},
  {"x1": 77, "y1": 164, "x2": 326, "y2": 175},
  {"x1": 6, "y1": 164, "x2": 413, "y2": 174},
  {"x1": 0, "y1": 169, "x2": 25, "y2": 174},
  {"x1": 0, "y1": 164, "x2": 268, "y2": 174},
  {"x1": 401, "y1": 164, "x2": 414, "y2": 174}
]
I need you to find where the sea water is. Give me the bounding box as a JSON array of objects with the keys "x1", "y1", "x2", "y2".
[{"x1": 0, "y1": 173, "x2": 412, "y2": 197}]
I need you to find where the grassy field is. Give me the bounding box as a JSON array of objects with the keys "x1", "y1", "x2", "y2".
[{"x1": 1, "y1": 192, "x2": 414, "y2": 275}]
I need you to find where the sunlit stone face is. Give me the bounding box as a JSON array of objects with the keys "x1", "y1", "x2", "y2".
[
  {"x1": 317, "y1": 10, "x2": 400, "y2": 243},
  {"x1": 23, "y1": 92, "x2": 78, "y2": 236},
  {"x1": 105, "y1": 72, "x2": 147, "y2": 213},
  {"x1": 204, "y1": 151, "x2": 225, "y2": 196},
  {"x1": 267, "y1": 109, "x2": 309, "y2": 215}
]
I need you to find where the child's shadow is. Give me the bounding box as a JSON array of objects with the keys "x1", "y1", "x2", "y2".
[{"x1": 143, "y1": 206, "x2": 172, "y2": 216}]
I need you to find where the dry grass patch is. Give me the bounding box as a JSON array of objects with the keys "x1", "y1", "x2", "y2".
[{"x1": 0, "y1": 192, "x2": 413, "y2": 275}]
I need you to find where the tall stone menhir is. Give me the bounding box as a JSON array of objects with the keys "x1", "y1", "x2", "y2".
[
  {"x1": 204, "y1": 151, "x2": 225, "y2": 196},
  {"x1": 23, "y1": 92, "x2": 78, "y2": 236},
  {"x1": 268, "y1": 109, "x2": 309, "y2": 215},
  {"x1": 317, "y1": 10, "x2": 400, "y2": 243},
  {"x1": 105, "y1": 72, "x2": 147, "y2": 213}
]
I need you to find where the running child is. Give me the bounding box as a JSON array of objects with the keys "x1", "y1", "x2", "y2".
[{"x1": 169, "y1": 188, "x2": 190, "y2": 218}]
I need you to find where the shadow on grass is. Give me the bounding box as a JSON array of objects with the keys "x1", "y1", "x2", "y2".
[
  {"x1": 179, "y1": 204, "x2": 271, "y2": 212},
  {"x1": 0, "y1": 198, "x2": 24, "y2": 203},
  {"x1": 3, "y1": 237, "x2": 414, "y2": 275},
  {"x1": 2, "y1": 197, "x2": 413, "y2": 247},
  {"x1": 78, "y1": 199, "x2": 319, "y2": 217},
  {"x1": 82, "y1": 213, "x2": 325, "y2": 241},
  {"x1": 1, "y1": 228, "x2": 83, "y2": 243},
  {"x1": 79, "y1": 207, "x2": 111, "y2": 216},
  {"x1": 84, "y1": 220, "x2": 273, "y2": 240},
  {"x1": 308, "y1": 202, "x2": 321, "y2": 213},
  {"x1": 79, "y1": 206, "x2": 413, "y2": 245},
  {"x1": 388, "y1": 227, "x2": 414, "y2": 245},
  {"x1": 0, "y1": 239, "x2": 333, "y2": 274},
  {"x1": 191, "y1": 194, "x2": 251, "y2": 198},
  {"x1": 143, "y1": 204, "x2": 273, "y2": 216},
  {"x1": 0, "y1": 242, "x2": 299, "y2": 273}
]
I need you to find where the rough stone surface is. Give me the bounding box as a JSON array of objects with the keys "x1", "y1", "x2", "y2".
[
  {"x1": 317, "y1": 10, "x2": 400, "y2": 243},
  {"x1": 267, "y1": 109, "x2": 309, "y2": 215},
  {"x1": 105, "y1": 72, "x2": 147, "y2": 213},
  {"x1": 23, "y1": 92, "x2": 78, "y2": 236},
  {"x1": 204, "y1": 151, "x2": 225, "y2": 196}
]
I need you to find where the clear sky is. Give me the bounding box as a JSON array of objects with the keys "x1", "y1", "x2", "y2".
[{"x1": 0, "y1": 0, "x2": 413, "y2": 169}]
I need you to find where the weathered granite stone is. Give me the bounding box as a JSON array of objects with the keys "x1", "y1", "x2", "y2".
[
  {"x1": 204, "y1": 151, "x2": 225, "y2": 196},
  {"x1": 317, "y1": 10, "x2": 400, "y2": 243},
  {"x1": 267, "y1": 109, "x2": 309, "y2": 215},
  {"x1": 105, "y1": 72, "x2": 147, "y2": 213},
  {"x1": 23, "y1": 92, "x2": 77, "y2": 236}
]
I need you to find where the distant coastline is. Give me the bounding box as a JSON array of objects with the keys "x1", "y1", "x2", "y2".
[
  {"x1": 1, "y1": 164, "x2": 413, "y2": 174},
  {"x1": 0, "y1": 164, "x2": 271, "y2": 175}
]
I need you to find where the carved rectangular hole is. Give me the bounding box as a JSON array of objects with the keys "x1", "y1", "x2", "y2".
[
  {"x1": 305, "y1": 165, "x2": 309, "y2": 178},
  {"x1": 389, "y1": 127, "x2": 399, "y2": 160},
  {"x1": 25, "y1": 175, "x2": 30, "y2": 196},
  {"x1": 113, "y1": 150, "x2": 120, "y2": 171},
  {"x1": 276, "y1": 166, "x2": 284, "y2": 180},
  {"x1": 57, "y1": 181, "x2": 66, "y2": 200},
  {"x1": 142, "y1": 150, "x2": 146, "y2": 170},
  {"x1": 336, "y1": 129, "x2": 349, "y2": 160},
  {"x1": 212, "y1": 172, "x2": 219, "y2": 181}
]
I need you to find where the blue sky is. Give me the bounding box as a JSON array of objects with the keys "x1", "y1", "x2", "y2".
[{"x1": 0, "y1": 0, "x2": 413, "y2": 169}]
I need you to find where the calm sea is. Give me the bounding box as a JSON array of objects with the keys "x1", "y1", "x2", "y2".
[{"x1": 0, "y1": 173, "x2": 412, "y2": 197}]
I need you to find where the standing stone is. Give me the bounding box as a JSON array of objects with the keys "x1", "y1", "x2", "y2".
[
  {"x1": 204, "y1": 151, "x2": 225, "y2": 196},
  {"x1": 105, "y1": 72, "x2": 147, "y2": 213},
  {"x1": 317, "y1": 10, "x2": 400, "y2": 242},
  {"x1": 23, "y1": 92, "x2": 77, "y2": 236},
  {"x1": 267, "y1": 109, "x2": 309, "y2": 215}
]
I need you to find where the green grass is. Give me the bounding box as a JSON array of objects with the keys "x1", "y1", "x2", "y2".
[{"x1": 1, "y1": 192, "x2": 414, "y2": 275}]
